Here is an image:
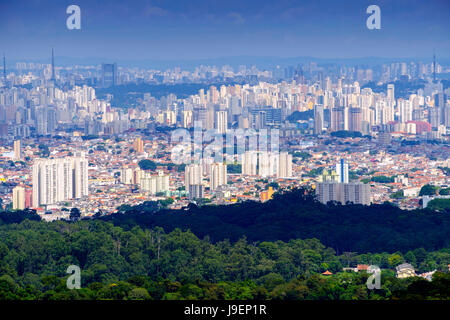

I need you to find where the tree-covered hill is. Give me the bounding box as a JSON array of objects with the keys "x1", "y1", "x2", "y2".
[
  {"x1": 98, "y1": 188, "x2": 449, "y2": 254},
  {"x1": 0, "y1": 219, "x2": 448, "y2": 300}
]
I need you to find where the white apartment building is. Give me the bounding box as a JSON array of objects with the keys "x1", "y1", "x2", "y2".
[
  {"x1": 278, "y1": 152, "x2": 293, "y2": 178},
  {"x1": 241, "y1": 151, "x2": 258, "y2": 175},
  {"x1": 185, "y1": 164, "x2": 203, "y2": 187},
  {"x1": 210, "y1": 162, "x2": 227, "y2": 190},
  {"x1": 316, "y1": 182, "x2": 371, "y2": 205},
  {"x1": 32, "y1": 153, "x2": 89, "y2": 207},
  {"x1": 13, "y1": 186, "x2": 25, "y2": 210},
  {"x1": 140, "y1": 171, "x2": 170, "y2": 195}
]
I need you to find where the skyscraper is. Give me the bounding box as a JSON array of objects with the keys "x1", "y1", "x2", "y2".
[
  {"x1": 336, "y1": 159, "x2": 349, "y2": 183},
  {"x1": 387, "y1": 84, "x2": 395, "y2": 105},
  {"x1": 36, "y1": 106, "x2": 57, "y2": 136},
  {"x1": 342, "y1": 183, "x2": 371, "y2": 205},
  {"x1": 251, "y1": 111, "x2": 267, "y2": 129},
  {"x1": 120, "y1": 168, "x2": 134, "y2": 185},
  {"x1": 349, "y1": 107, "x2": 362, "y2": 132},
  {"x1": 182, "y1": 110, "x2": 193, "y2": 128},
  {"x1": 51, "y1": 48, "x2": 56, "y2": 82},
  {"x1": 314, "y1": 105, "x2": 324, "y2": 135},
  {"x1": 258, "y1": 152, "x2": 278, "y2": 177},
  {"x1": 13, "y1": 139, "x2": 21, "y2": 160},
  {"x1": 185, "y1": 163, "x2": 204, "y2": 199},
  {"x1": 185, "y1": 164, "x2": 203, "y2": 187},
  {"x1": 210, "y1": 162, "x2": 227, "y2": 190},
  {"x1": 133, "y1": 137, "x2": 144, "y2": 153},
  {"x1": 444, "y1": 103, "x2": 450, "y2": 128},
  {"x1": 13, "y1": 186, "x2": 25, "y2": 210},
  {"x1": 215, "y1": 110, "x2": 228, "y2": 134},
  {"x1": 331, "y1": 107, "x2": 345, "y2": 131},
  {"x1": 188, "y1": 184, "x2": 204, "y2": 200},
  {"x1": 249, "y1": 107, "x2": 282, "y2": 127},
  {"x1": 278, "y1": 152, "x2": 293, "y2": 178},
  {"x1": 316, "y1": 182, "x2": 370, "y2": 205},
  {"x1": 398, "y1": 99, "x2": 413, "y2": 123},
  {"x1": 242, "y1": 151, "x2": 258, "y2": 175},
  {"x1": 140, "y1": 171, "x2": 170, "y2": 195},
  {"x1": 32, "y1": 154, "x2": 89, "y2": 207},
  {"x1": 72, "y1": 154, "x2": 89, "y2": 199},
  {"x1": 101, "y1": 63, "x2": 117, "y2": 88},
  {"x1": 429, "y1": 107, "x2": 440, "y2": 129},
  {"x1": 25, "y1": 188, "x2": 32, "y2": 209}
]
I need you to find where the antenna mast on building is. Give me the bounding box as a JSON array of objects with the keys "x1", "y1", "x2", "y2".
[
  {"x1": 2, "y1": 53, "x2": 6, "y2": 84},
  {"x1": 51, "y1": 48, "x2": 56, "y2": 81}
]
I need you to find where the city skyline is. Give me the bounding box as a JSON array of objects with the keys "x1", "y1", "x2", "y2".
[{"x1": 0, "y1": 0, "x2": 449, "y2": 304}]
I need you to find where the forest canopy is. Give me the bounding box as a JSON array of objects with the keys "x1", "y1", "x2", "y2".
[
  {"x1": 0, "y1": 188, "x2": 448, "y2": 300},
  {"x1": 97, "y1": 188, "x2": 450, "y2": 253}
]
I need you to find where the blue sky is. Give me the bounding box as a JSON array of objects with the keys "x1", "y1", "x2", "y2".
[{"x1": 0, "y1": 0, "x2": 449, "y2": 61}]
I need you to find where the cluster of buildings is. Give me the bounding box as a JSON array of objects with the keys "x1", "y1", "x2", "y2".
[
  {"x1": 315, "y1": 159, "x2": 371, "y2": 205},
  {"x1": 1, "y1": 127, "x2": 448, "y2": 216},
  {"x1": 5, "y1": 53, "x2": 444, "y2": 87},
  {"x1": 0, "y1": 55, "x2": 448, "y2": 217},
  {"x1": 31, "y1": 153, "x2": 88, "y2": 207},
  {"x1": 1, "y1": 54, "x2": 449, "y2": 141},
  {"x1": 341, "y1": 263, "x2": 439, "y2": 281},
  {"x1": 11, "y1": 152, "x2": 88, "y2": 210}
]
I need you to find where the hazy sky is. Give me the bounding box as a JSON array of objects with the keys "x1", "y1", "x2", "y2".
[{"x1": 0, "y1": 0, "x2": 449, "y2": 61}]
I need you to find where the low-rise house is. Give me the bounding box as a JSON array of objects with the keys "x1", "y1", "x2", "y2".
[
  {"x1": 396, "y1": 263, "x2": 415, "y2": 278},
  {"x1": 343, "y1": 264, "x2": 370, "y2": 273},
  {"x1": 357, "y1": 264, "x2": 370, "y2": 272},
  {"x1": 418, "y1": 270, "x2": 436, "y2": 281}
]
